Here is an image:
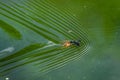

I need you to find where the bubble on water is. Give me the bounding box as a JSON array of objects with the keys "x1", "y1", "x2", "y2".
[{"x1": 5, "y1": 77, "x2": 9, "y2": 80}]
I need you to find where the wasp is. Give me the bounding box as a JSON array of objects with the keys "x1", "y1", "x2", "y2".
[{"x1": 63, "y1": 40, "x2": 80, "y2": 47}]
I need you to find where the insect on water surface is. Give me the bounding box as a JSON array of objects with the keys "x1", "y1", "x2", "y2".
[{"x1": 63, "y1": 40, "x2": 80, "y2": 48}]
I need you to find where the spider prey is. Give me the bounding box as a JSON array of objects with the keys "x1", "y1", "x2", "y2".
[{"x1": 63, "y1": 40, "x2": 80, "y2": 47}]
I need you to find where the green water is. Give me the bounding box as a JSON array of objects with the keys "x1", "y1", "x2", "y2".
[{"x1": 0, "y1": 0, "x2": 120, "y2": 80}]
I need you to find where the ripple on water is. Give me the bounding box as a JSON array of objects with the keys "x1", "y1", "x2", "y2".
[{"x1": 0, "y1": 0, "x2": 91, "y2": 76}]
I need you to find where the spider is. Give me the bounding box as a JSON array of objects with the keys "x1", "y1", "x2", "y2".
[{"x1": 63, "y1": 40, "x2": 80, "y2": 47}]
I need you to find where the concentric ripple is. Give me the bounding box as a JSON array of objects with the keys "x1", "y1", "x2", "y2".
[{"x1": 0, "y1": 0, "x2": 91, "y2": 76}]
